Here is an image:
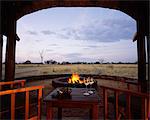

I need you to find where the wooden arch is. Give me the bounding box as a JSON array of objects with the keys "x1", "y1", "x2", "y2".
[
  {"x1": 1, "y1": 1, "x2": 149, "y2": 35},
  {"x1": 15, "y1": 1, "x2": 135, "y2": 20}
]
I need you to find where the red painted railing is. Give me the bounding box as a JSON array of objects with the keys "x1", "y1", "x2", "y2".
[
  {"x1": 0, "y1": 80, "x2": 26, "y2": 90},
  {"x1": 0, "y1": 80, "x2": 44, "y2": 120},
  {"x1": 0, "y1": 85, "x2": 44, "y2": 120}
]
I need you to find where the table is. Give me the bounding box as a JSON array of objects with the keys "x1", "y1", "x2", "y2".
[{"x1": 43, "y1": 87, "x2": 100, "y2": 120}]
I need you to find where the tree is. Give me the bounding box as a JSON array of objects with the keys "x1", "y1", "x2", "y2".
[
  {"x1": 98, "y1": 58, "x2": 105, "y2": 64},
  {"x1": 61, "y1": 61, "x2": 70, "y2": 65},
  {"x1": 39, "y1": 50, "x2": 44, "y2": 64},
  {"x1": 95, "y1": 61, "x2": 100, "y2": 64},
  {"x1": 45, "y1": 60, "x2": 57, "y2": 64},
  {"x1": 23, "y1": 60, "x2": 31, "y2": 64}
]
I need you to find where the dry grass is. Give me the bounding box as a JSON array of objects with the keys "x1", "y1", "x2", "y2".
[{"x1": 2, "y1": 64, "x2": 138, "y2": 79}]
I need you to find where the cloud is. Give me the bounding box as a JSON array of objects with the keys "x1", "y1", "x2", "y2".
[
  {"x1": 27, "y1": 30, "x2": 38, "y2": 35},
  {"x1": 46, "y1": 49, "x2": 54, "y2": 52},
  {"x1": 64, "y1": 53, "x2": 98, "y2": 62},
  {"x1": 57, "y1": 33, "x2": 70, "y2": 39},
  {"x1": 87, "y1": 45, "x2": 99, "y2": 48},
  {"x1": 63, "y1": 53, "x2": 83, "y2": 61},
  {"x1": 41, "y1": 30, "x2": 56, "y2": 35},
  {"x1": 41, "y1": 30, "x2": 70, "y2": 39},
  {"x1": 35, "y1": 40, "x2": 41, "y2": 42},
  {"x1": 48, "y1": 44, "x2": 58, "y2": 47},
  {"x1": 58, "y1": 18, "x2": 136, "y2": 42},
  {"x1": 65, "y1": 53, "x2": 82, "y2": 58},
  {"x1": 83, "y1": 47, "x2": 90, "y2": 50}
]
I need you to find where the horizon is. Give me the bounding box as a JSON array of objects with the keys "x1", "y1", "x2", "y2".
[{"x1": 3, "y1": 7, "x2": 137, "y2": 63}]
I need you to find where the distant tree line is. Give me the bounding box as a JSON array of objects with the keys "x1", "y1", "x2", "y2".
[{"x1": 19, "y1": 59, "x2": 138, "y2": 65}]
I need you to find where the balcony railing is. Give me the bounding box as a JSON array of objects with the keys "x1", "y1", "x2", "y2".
[
  {"x1": 100, "y1": 85, "x2": 149, "y2": 119},
  {"x1": 0, "y1": 80, "x2": 44, "y2": 120}
]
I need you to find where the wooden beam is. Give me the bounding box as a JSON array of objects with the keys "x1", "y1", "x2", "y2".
[
  {"x1": 0, "y1": 85, "x2": 44, "y2": 96},
  {"x1": 0, "y1": 79, "x2": 26, "y2": 86},
  {"x1": 100, "y1": 85, "x2": 149, "y2": 98},
  {"x1": 137, "y1": 20, "x2": 147, "y2": 93},
  {"x1": 133, "y1": 32, "x2": 137, "y2": 42},
  {"x1": 0, "y1": 34, "x2": 3, "y2": 81},
  {"x1": 5, "y1": 16, "x2": 16, "y2": 81},
  {"x1": 147, "y1": 36, "x2": 150, "y2": 84}
]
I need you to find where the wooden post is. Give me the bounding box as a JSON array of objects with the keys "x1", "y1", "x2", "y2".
[
  {"x1": 46, "y1": 103, "x2": 53, "y2": 120},
  {"x1": 92, "y1": 104, "x2": 99, "y2": 120},
  {"x1": 11, "y1": 93, "x2": 16, "y2": 120},
  {"x1": 126, "y1": 94, "x2": 131, "y2": 119},
  {"x1": 0, "y1": 34, "x2": 3, "y2": 81},
  {"x1": 103, "y1": 88, "x2": 108, "y2": 120},
  {"x1": 5, "y1": 17, "x2": 16, "y2": 81},
  {"x1": 137, "y1": 21, "x2": 147, "y2": 93},
  {"x1": 38, "y1": 88, "x2": 42, "y2": 120},
  {"x1": 115, "y1": 91, "x2": 119, "y2": 120},
  {"x1": 25, "y1": 91, "x2": 29, "y2": 120},
  {"x1": 147, "y1": 36, "x2": 150, "y2": 85}
]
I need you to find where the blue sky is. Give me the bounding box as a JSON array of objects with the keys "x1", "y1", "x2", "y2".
[{"x1": 3, "y1": 7, "x2": 137, "y2": 63}]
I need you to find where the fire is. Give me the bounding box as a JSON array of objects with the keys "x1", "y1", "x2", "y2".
[{"x1": 68, "y1": 73, "x2": 83, "y2": 84}]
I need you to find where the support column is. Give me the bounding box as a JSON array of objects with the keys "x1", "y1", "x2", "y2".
[
  {"x1": 5, "y1": 18, "x2": 16, "y2": 81},
  {"x1": 0, "y1": 34, "x2": 3, "y2": 81},
  {"x1": 137, "y1": 21, "x2": 147, "y2": 93},
  {"x1": 147, "y1": 36, "x2": 150, "y2": 90}
]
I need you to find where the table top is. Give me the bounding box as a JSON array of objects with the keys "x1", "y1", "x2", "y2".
[{"x1": 44, "y1": 87, "x2": 100, "y2": 103}]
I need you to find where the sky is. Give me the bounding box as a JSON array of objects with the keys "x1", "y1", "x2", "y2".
[{"x1": 3, "y1": 7, "x2": 137, "y2": 63}]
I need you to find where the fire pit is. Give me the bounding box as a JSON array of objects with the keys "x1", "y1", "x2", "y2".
[{"x1": 52, "y1": 73, "x2": 97, "y2": 88}]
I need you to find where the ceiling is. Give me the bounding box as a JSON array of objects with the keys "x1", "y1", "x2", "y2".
[{"x1": 1, "y1": 0, "x2": 149, "y2": 36}]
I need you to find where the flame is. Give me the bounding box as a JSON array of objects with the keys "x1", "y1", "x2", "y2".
[{"x1": 68, "y1": 73, "x2": 83, "y2": 84}]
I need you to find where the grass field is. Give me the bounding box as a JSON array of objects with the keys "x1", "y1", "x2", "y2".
[{"x1": 2, "y1": 64, "x2": 138, "y2": 79}]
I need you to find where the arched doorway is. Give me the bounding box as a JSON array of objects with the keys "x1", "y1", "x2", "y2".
[{"x1": 16, "y1": 7, "x2": 137, "y2": 77}]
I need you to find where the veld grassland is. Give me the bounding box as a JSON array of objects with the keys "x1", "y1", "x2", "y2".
[{"x1": 2, "y1": 64, "x2": 138, "y2": 79}]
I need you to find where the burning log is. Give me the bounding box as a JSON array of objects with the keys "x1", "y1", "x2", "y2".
[{"x1": 68, "y1": 73, "x2": 84, "y2": 84}]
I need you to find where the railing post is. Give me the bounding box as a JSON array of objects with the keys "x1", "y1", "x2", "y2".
[
  {"x1": 10, "y1": 84, "x2": 13, "y2": 89},
  {"x1": 103, "y1": 88, "x2": 108, "y2": 120},
  {"x1": 38, "y1": 88, "x2": 42, "y2": 120},
  {"x1": 141, "y1": 98, "x2": 148, "y2": 119},
  {"x1": 25, "y1": 91, "x2": 29, "y2": 120},
  {"x1": 126, "y1": 94, "x2": 131, "y2": 119},
  {"x1": 21, "y1": 80, "x2": 25, "y2": 87},
  {"x1": 115, "y1": 91, "x2": 119, "y2": 120},
  {"x1": 11, "y1": 93, "x2": 15, "y2": 120},
  {"x1": 148, "y1": 97, "x2": 150, "y2": 119}
]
